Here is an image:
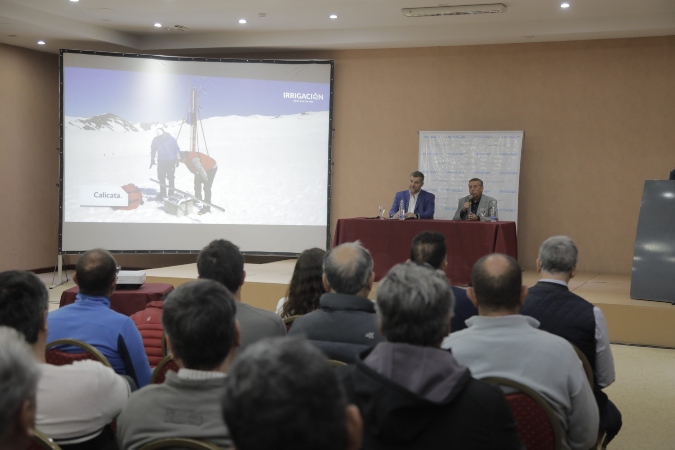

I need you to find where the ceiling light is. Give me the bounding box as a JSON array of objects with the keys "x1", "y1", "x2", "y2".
[
  {"x1": 561, "y1": 3, "x2": 570, "y2": 8},
  {"x1": 329, "y1": 14, "x2": 338, "y2": 19},
  {"x1": 402, "y1": 3, "x2": 506, "y2": 17},
  {"x1": 70, "y1": 0, "x2": 79, "y2": 2},
  {"x1": 37, "y1": 40, "x2": 45, "y2": 45},
  {"x1": 154, "y1": 22, "x2": 162, "y2": 27},
  {"x1": 239, "y1": 19, "x2": 247, "y2": 24}
]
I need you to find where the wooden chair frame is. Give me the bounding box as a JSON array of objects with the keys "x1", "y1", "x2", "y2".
[
  {"x1": 45, "y1": 338, "x2": 113, "y2": 368},
  {"x1": 150, "y1": 353, "x2": 179, "y2": 384},
  {"x1": 138, "y1": 437, "x2": 221, "y2": 450},
  {"x1": 30, "y1": 429, "x2": 62, "y2": 450}
]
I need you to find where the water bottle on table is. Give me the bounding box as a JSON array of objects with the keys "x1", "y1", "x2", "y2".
[
  {"x1": 489, "y1": 204, "x2": 497, "y2": 222},
  {"x1": 399, "y1": 200, "x2": 405, "y2": 220}
]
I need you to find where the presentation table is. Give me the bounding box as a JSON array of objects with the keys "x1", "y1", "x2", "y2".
[
  {"x1": 59, "y1": 283, "x2": 174, "y2": 316},
  {"x1": 332, "y1": 218, "x2": 518, "y2": 285}
]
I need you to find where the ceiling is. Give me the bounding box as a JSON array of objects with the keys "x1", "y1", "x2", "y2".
[{"x1": 1, "y1": 0, "x2": 674, "y2": 55}]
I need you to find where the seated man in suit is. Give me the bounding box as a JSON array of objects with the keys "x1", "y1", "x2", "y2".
[
  {"x1": 389, "y1": 171, "x2": 435, "y2": 219},
  {"x1": 0, "y1": 270, "x2": 130, "y2": 449},
  {"x1": 341, "y1": 262, "x2": 521, "y2": 450},
  {"x1": 288, "y1": 242, "x2": 383, "y2": 363},
  {"x1": 198, "y1": 239, "x2": 285, "y2": 349},
  {"x1": 117, "y1": 280, "x2": 238, "y2": 450},
  {"x1": 453, "y1": 178, "x2": 498, "y2": 221},
  {"x1": 222, "y1": 337, "x2": 363, "y2": 450},
  {"x1": 521, "y1": 236, "x2": 622, "y2": 445},
  {"x1": 410, "y1": 231, "x2": 477, "y2": 331},
  {"x1": 47, "y1": 249, "x2": 152, "y2": 387},
  {"x1": 0, "y1": 327, "x2": 39, "y2": 450},
  {"x1": 443, "y1": 253, "x2": 598, "y2": 450}
]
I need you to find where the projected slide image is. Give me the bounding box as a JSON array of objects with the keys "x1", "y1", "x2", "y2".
[{"x1": 63, "y1": 66, "x2": 330, "y2": 226}]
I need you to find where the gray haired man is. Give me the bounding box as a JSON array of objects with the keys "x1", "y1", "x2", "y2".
[
  {"x1": 521, "y1": 236, "x2": 622, "y2": 444},
  {"x1": 341, "y1": 263, "x2": 521, "y2": 450},
  {"x1": 288, "y1": 241, "x2": 383, "y2": 363},
  {"x1": 0, "y1": 327, "x2": 39, "y2": 450}
]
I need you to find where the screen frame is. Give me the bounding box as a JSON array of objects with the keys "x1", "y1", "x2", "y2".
[{"x1": 58, "y1": 49, "x2": 334, "y2": 255}]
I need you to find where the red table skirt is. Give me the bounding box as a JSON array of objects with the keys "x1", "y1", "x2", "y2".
[
  {"x1": 332, "y1": 218, "x2": 518, "y2": 285},
  {"x1": 59, "y1": 283, "x2": 174, "y2": 316}
]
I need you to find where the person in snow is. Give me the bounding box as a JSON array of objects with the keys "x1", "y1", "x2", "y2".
[{"x1": 179, "y1": 151, "x2": 218, "y2": 215}]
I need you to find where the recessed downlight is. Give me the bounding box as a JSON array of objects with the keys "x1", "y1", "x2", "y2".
[
  {"x1": 37, "y1": 40, "x2": 45, "y2": 45},
  {"x1": 329, "y1": 14, "x2": 338, "y2": 19},
  {"x1": 239, "y1": 19, "x2": 247, "y2": 24},
  {"x1": 561, "y1": 3, "x2": 570, "y2": 8},
  {"x1": 70, "y1": 0, "x2": 79, "y2": 2},
  {"x1": 154, "y1": 22, "x2": 162, "y2": 28}
]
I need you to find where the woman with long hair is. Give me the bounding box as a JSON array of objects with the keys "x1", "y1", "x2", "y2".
[{"x1": 277, "y1": 248, "x2": 327, "y2": 318}]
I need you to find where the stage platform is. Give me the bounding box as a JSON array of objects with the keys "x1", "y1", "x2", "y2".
[{"x1": 143, "y1": 261, "x2": 675, "y2": 349}]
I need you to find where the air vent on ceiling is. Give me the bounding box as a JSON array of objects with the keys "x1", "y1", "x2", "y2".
[
  {"x1": 166, "y1": 25, "x2": 189, "y2": 32},
  {"x1": 401, "y1": 3, "x2": 506, "y2": 17}
]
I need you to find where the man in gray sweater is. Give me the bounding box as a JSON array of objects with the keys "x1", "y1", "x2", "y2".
[{"x1": 117, "y1": 280, "x2": 239, "y2": 449}]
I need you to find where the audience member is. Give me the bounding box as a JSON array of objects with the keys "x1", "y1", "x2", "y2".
[
  {"x1": 443, "y1": 254, "x2": 598, "y2": 450},
  {"x1": 341, "y1": 263, "x2": 521, "y2": 449},
  {"x1": 521, "y1": 236, "x2": 622, "y2": 444},
  {"x1": 222, "y1": 337, "x2": 362, "y2": 450},
  {"x1": 0, "y1": 327, "x2": 39, "y2": 450},
  {"x1": 117, "y1": 280, "x2": 238, "y2": 449},
  {"x1": 129, "y1": 293, "x2": 166, "y2": 367},
  {"x1": 47, "y1": 249, "x2": 151, "y2": 387},
  {"x1": 288, "y1": 242, "x2": 383, "y2": 363},
  {"x1": 276, "y1": 247, "x2": 327, "y2": 318},
  {"x1": 0, "y1": 270, "x2": 129, "y2": 449},
  {"x1": 409, "y1": 230, "x2": 478, "y2": 331},
  {"x1": 197, "y1": 239, "x2": 285, "y2": 348}
]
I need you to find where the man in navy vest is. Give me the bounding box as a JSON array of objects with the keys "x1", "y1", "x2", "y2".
[
  {"x1": 409, "y1": 231, "x2": 477, "y2": 331},
  {"x1": 521, "y1": 236, "x2": 622, "y2": 445}
]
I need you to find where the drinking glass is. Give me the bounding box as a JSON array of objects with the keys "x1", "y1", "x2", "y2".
[
  {"x1": 378, "y1": 205, "x2": 386, "y2": 219},
  {"x1": 478, "y1": 208, "x2": 487, "y2": 219}
]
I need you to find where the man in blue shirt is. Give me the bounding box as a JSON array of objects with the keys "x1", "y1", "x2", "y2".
[
  {"x1": 47, "y1": 249, "x2": 152, "y2": 387},
  {"x1": 150, "y1": 127, "x2": 180, "y2": 201}
]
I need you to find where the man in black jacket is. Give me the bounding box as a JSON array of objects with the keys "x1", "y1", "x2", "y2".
[
  {"x1": 521, "y1": 236, "x2": 622, "y2": 445},
  {"x1": 340, "y1": 263, "x2": 521, "y2": 450},
  {"x1": 288, "y1": 241, "x2": 383, "y2": 363}
]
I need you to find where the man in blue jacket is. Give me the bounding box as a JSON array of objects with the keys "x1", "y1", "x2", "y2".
[
  {"x1": 389, "y1": 171, "x2": 435, "y2": 219},
  {"x1": 47, "y1": 248, "x2": 152, "y2": 387},
  {"x1": 150, "y1": 127, "x2": 180, "y2": 201}
]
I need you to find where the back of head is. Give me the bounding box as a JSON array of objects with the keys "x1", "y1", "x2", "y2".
[
  {"x1": 410, "y1": 231, "x2": 447, "y2": 270},
  {"x1": 281, "y1": 248, "x2": 327, "y2": 317},
  {"x1": 0, "y1": 326, "x2": 39, "y2": 446},
  {"x1": 162, "y1": 279, "x2": 237, "y2": 370},
  {"x1": 75, "y1": 248, "x2": 117, "y2": 296},
  {"x1": 0, "y1": 271, "x2": 49, "y2": 344},
  {"x1": 538, "y1": 236, "x2": 578, "y2": 275},
  {"x1": 222, "y1": 336, "x2": 349, "y2": 450},
  {"x1": 323, "y1": 242, "x2": 373, "y2": 295},
  {"x1": 376, "y1": 263, "x2": 454, "y2": 346},
  {"x1": 471, "y1": 254, "x2": 522, "y2": 313},
  {"x1": 197, "y1": 239, "x2": 244, "y2": 293}
]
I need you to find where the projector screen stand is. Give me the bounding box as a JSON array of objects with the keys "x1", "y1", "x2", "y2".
[{"x1": 49, "y1": 254, "x2": 69, "y2": 289}]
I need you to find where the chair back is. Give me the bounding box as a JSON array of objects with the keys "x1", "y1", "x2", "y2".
[
  {"x1": 138, "y1": 437, "x2": 221, "y2": 450},
  {"x1": 151, "y1": 354, "x2": 180, "y2": 384},
  {"x1": 328, "y1": 359, "x2": 347, "y2": 367},
  {"x1": 481, "y1": 377, "x2": 563, "y2": 450},
  {"x1": 570, "y1": 343, "x2": 595, "y2": 387},
  {"x1": 161, "y1": 332, "x2": 168, "y2": 357},
  {"x1": 282, "y1": 315, "x2": 302, "y2": 332},
  {"x1": 45, "y1": 339, "x2": 112, "y2": 368},
  {"x1": 27, "y1": 429, "x2": 62, "y2": 450}
]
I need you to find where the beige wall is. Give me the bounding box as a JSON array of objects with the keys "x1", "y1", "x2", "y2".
[
  {"x1": 0, "y1": 44, "x2": 59, "y2": 271},
  {"x1": 2, "y1": 37, "x2": 674, "y2": 273}
]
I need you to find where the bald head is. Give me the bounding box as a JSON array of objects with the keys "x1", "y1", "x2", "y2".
[
  {"x1": 471, "y1": 254, "x2": 523, "y2": 314},
  {"x1": 75, "y1": 249, "x2": 117, "y2": 297},
  {"x1": 323, "y1": 242, "x2": 374, "y2": 296}
]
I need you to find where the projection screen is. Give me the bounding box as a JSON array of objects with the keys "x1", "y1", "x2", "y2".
[{"x1": 59, "y1": 51, "x2": 333, "y2": 254}]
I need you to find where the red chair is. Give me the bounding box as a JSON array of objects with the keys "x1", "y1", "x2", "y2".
[
  {"x1": 481, "y1": 377, "x2": 563, "y2": 450},
  {"x1": 282, "y1": 315, "x2": 302, "y2": 332},
  {"x1": 151, "y1": 354, "x2": 180, "y2": 384},
  {"x1": 45, "y1": 339, "x2": 112, "y2": 368}
]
